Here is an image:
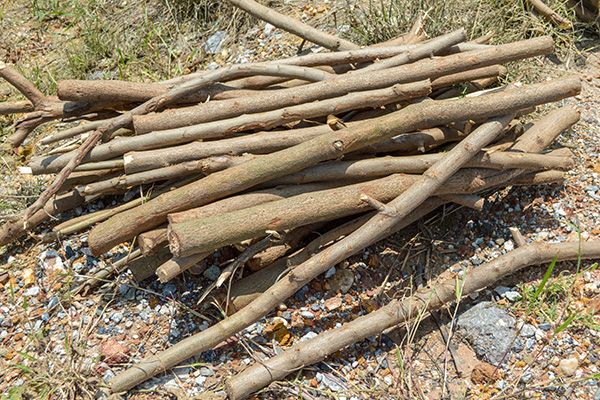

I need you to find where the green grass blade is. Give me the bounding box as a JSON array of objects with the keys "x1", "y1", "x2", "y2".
[
  {"x1": 555, "y1": 311, "x2": 580, "y2": 334},
  {"x1": 534, "y1": 253, "x2": 558, "y2": 300}
]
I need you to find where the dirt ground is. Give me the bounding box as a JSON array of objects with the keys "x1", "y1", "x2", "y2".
[{"x1": 1, "y1": 1, "x2": 600, "y2": 399}]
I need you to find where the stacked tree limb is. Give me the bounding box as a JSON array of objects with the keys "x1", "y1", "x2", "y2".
[{"x1": 0, "y1": 21, "x2": 589, "y2": 398}]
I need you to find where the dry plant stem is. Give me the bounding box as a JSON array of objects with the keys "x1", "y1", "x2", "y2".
[
  {"x1": 113, "y1": 113, "x2": 515, "y2": 390},
  {"x1": 74, "y1": 248, "x2": 143, "y2": 295},
  {"x1": 57, "y1": 46, "x2": 424, "y2": 103},
  {"x1": 359, "y1": 29, "x2": 466, "y2": 73},
  {"x1": 41, "y1": 120, "x2": 104, "y2": 145},
  {"x1": 0, "y1": 100, "x2": 33, "y2": 114},
  {"x1": 567, "y1": 0, "x2": 600, "y2": 26},
  {"x1": 0, "y1": 190, "x2": 84, "y2": 246},
  {"x1": 439, "y1": 194, "x2": 485, "y2": 212},
  {"x1": 127, "y1": 248, "x2": 172, "y2": 282},
  {"x1": 88, "y1": 76, "x2": 580, "y2": 257},
  {"x1": 20, "y1": 63, "x2": 339, "y2": 223},
  {"x1": 225, "y1": 0, "x2": 359, "y2": 51},
  {"x1": 509, "y1": 227, "x2": 527, "y2": 247},
  {"x1": 262, "y1": 150, "x2": 573, "y2": 187},
  {"x1": 225, "y1": 241, "x2": 600, "y2": 399},
  {"x1": 132, "y1": 39, "x2": 508, "y2": 135},
  {"x1": 168, "y1": 112, "x2": 515, "y2": 258},
  {"x1": 526, "y1": 0, "x2": 572, "y2": 28},
  {"x1": 31, "y1": 81, "x2": 430, "y2": 174},
  {"x1": 156, "y1": 252, "x2": 211, "y2": 283},
  {"x1": 81, "y1": 154, "x2": 257, "y2": 196}
]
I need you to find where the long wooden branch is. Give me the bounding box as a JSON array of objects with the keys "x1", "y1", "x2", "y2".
[
  {"x1": 87, "y1": 76, "x2": 580, "y2": 257},
  {"x1": 132, "y1": 34, "x2": 543, "y2": 134},
  {"x1": 166, "y1": 168, "x2": 533, "y2": 258},
  {"x1": 225, "y1": 0, "x2": 360, "y2": 51},
  {"x1": 0, "y1": 100, "x2": 34, "y2": 115},
  {"x1": 225, "y1": 240, "x2": 600, "y2": 399},
  {"x1": 526, "y1": 0, "x2": 572, "y2": 28},
  {"x1": 19, "y1": 63, "x2": 342, "y2": 224},
  {"x1": 30, "y1": 81, "x2": 431, "y2": 173},
  {"x1": 108, "y1": 109, "x2": 516, "y2": 391}
]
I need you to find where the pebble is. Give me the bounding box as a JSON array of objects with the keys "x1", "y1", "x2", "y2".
[
  {"x1": 162, "y1": 282, "x2": 177, "y2": 299},
  {"x1": 125, "y1": 320, "x2": 133, "y2": 329},
  {"x1": 520, "y1": 371, "x2": 533, "y2": 383},
  {"x1": 324, "y1": 296, "x2": 342, "y2": 312},
  {"x1": 325, "y1": 266, "x2": 336, "y2": 279},
  {"x1": 504, "y1": 291, "x2": 522, "y2": 302},
  {"x1": 538, "y1": 323, "x2": 552, "y2": 331},
  {"x1": 520, "y1": 324, "x2": 536, "y2": 338},
  {"x1": 200, "y1": 367, "x2": 215, "y2": 377},
  {"x1": 47, "y1": 296, "x2": 59, "y2": 310},
  {"x1": 195, "y1": 376, "x2": 206, "y2": 386},
  {"x1": 110, "y1": 312, "x2": 124, "y2": 323},
  {"x1": 558, "y1": 358, "x2": 579, "y2": 375},
  {"x1": 203, "y1": 265, "x2": 221, "y2": 281},
  {"x1": 301, "y1": 311, "x2": 315, "y2": 319},
  {"x1": 103, "y1": 369, "x2": 116, "y2": 383},
  {"x1": 22, "y1": 285, "x2": 40, "y2": 297}
]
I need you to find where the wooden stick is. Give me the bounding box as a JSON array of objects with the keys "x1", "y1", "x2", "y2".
[
  {"x1": 88, "y1": 76, "x2": 580, "y2": 257},
  {"x1": 108, "y1": 109, "x2": 516, "y2": 391},
  {"x1": 225, "y1": 0, "x2": 359, "y2": 51},
  {"x1": 526, "y1": 0, "x2": 572, "y2": 28},
  {"x1": 156, "y1": 252, "x2": 211, "y2": 283},
  {"x1": 261, "y1": 150, "x2": 573, "y2": 187},
  {"x1": 30, "y1": 81, "x2": 431, "y2": 174},
  {"x1": 0, "y1": 100, "x2": 34, "y2": 115},
  {"x1": 511, "y1": 105, "x2": 580, "y2": 152},
  {"x1": 19, "y1": 63, "x2": 342, "y2": 224},
  {"x1": 225, "y1": 240, "x2": 600, "y2": 399}
]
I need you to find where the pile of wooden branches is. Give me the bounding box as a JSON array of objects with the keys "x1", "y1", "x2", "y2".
[{"x1": 2, "y1": 0, "x2": 600, "y2": 397}]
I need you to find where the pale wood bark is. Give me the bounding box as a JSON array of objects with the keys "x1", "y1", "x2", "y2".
[
  {"x1": 0, "y1": 100, "x2": 34, "y2": 114},
  {"x1": 138, "y1": 226, "x2": 168, "y2": 256},
  {"x1": 512, "y1": 105, "x2": 580, "y2": 152},
  {"x1": 261, "y1": 150, "x2": 573, "y2": 187},
  {"x1": 225, "y1": 0, "x2": 360, "y2": 51},
  {"x1": 29, "y1": 81, "x2": 431, "y2": 174},
  {"x1": 526, "y1": 0, "x2": 572, "y2": 28},
  {"x1": 168, "y1": 167, "x2": 519, "y2": 258},
  {"x1": 127, "y1": 247, "x2": 172, "y2": 282},
  {"x1": 88, "y1": 76, "x2": 580, "y2": 257},
  {"x1": 156, "y1": 252, "x2": 210, "y2": 283},
  {"x1": 225, "y1": 240, "x2": 600, "y2": 399},
  {"x1": 0, "y1": 190, "x2": 84, "y2": 246},
  {"x1": 80, "y1": 155, "x2": 257, "y2": 196},
  {"x1": 108, "y1": 110, "x2": 518, "y2": 391}
]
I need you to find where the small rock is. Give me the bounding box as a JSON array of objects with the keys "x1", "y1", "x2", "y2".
[
  {"x1": 520, "y1": 371, "x2": 533, "y2": 383},
  {"x1": 200, "y1": 367, "x2": 215, "y2": 377},
  {"x1": 324, "y1": 296, "x2": 343, "y2": 312},
  {"x1": 161, "y1": 282, "x2": 177, "y2": 299},
  {"x1": 538, "y1": 323, "x2": 552, "y2": 331},
  {"x1": 125, "y1": 320, "x2": 133, "y2": 329},
  {"x1": 321, "y1": 374, "x2": 344, "y2": 392},
  {"x1": 195, "y1": 376, "x2": 206, "y2": 386},
  {"x1": 110, "y1": 312, "x2": 124, "y2": 324},
  {"x1": 495, "y1": 238, "x2": 505, "y2": 246},
  {"x1": 299, "y1": 331, "x2": 318, "y2": 342},
  {"x1": 47, "y1": 296, "x2": 59, "y2": 309},
  {"x1": 204, "y1": 31, "x2": 227, "y2": 53},
  {"x1": 328, "y1": 269, "x2": 354, "y2": 294},
  {"x1": 325, "y1": 266, "x2": 336, "y2": 279},
  {"x1": 520, "y1": 324, "x2": 536, "y2": 338},
  {"x1": 24, "y1": 286, "x2": 40, "y2": 297},
  {"x1": 504, "y1": 291, "x2": 522, "y2": 302},
  {"x1": 203, "y1": 265, "x2": 221, "y2": 281},
  {"x1": 534, "y1": 329, "x2": 545, "y2": 341},
  {"x1": 103, "y1": 369, "x2": 116, "y2": 383},
  {"x1": 494, "y1": 286, "x2": 511, "y2": 296},
  {"x1": 471, "y1": 362, "x2": 498, "y2": 384},
  {"x1": 457, "y1": 302, "x2": 523, "y2": 366},
  {"x1": 100, "y1": 338, "x2": 130, "y2": 366},
  {"x1": 558, "y1": 358, "x2": 579, "y2": 375},
  {"x1": 301, "y1": 311, "x2": 315, "y2": 319},
  {"x1": 593, "y1": 387, "x2": 600, "y2": 400},
  {"x1": 503, "y1": 241, "x2": 515, "y2": 251},
  {"x1": 39, "y1": 250, "x2": 65, "y2": 273}
]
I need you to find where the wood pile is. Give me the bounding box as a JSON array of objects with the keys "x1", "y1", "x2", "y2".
[{"x1": 1, "y1": 1, "x2": 599, "y2": 396}]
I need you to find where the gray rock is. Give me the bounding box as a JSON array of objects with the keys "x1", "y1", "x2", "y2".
[
  {"x1": 321, "y1": 374, "x2": 344, "y2": 392},
  {"x1": 162, "y1": 282, "x2": 177, "y2": 299},
  {"x1": 520, "y1": 323, "x2": 536, "y2": 338},
  {"x1": 520, "y1": 371, "x2": 533, "y2": 383},
  {"x1": 205, "y1": 31, "x2": 227, "y2": 53},
  {"x1": 103, "y1": 369, "x2": 116, "y2": 383},
  {"x1": 203, "y1": 265, "x2": 221, "y2": 282},
  {"x1": 594, "y1": 386, "x2": 600, "y2": 400},
  {"x1": 538, "y1": 323, "x2": 552, "y2": 331},
  {"x1": 457, "y1": 302, "x2": 524, "y2": 366},
  {"x1": 200, "y1": 367, "x2": 215, "y2": 377},
  {"x1": 110, "y1": 312, "x2": 124, "y2": 323},
  {"x1": 494, "y1": 286, "x2": 511, "y2": 296},
  {"x1": 301, "y1": 311, "x2": 315, "y2": 319},
  {"x1": 504, "y1": 291, "x2": 522, "y2": 302},
  {"x1": 47, "y1": 296, "x2": 59, "y2": 310},
  {"x1": 24, "y1": 286, "x2": 40, "y2": 297}
]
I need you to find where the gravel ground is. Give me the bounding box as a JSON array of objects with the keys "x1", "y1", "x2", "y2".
[{"x1": 1, "y1": 3, "x2": 600, "y2": 400}]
